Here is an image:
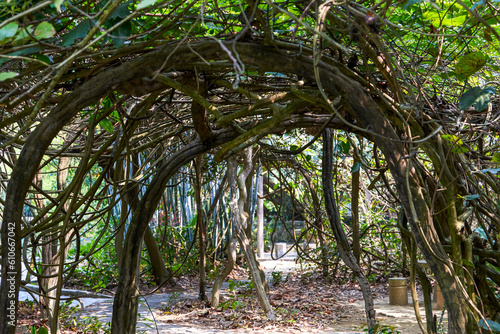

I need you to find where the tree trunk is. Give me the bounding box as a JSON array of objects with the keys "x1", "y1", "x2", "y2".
[
  {"x1": 115, "y1": 158, "x2": 126, "y2": 272},
  {"x1": 38, "y1": 154, "x2": 73, "y2": 334},
  {"x1": 211, "y1": 237, "x2": 237, "y2": 307},
  {"x1": 228, "y1": 151, "x2": 275, "y2": 320},
  {"x1": 399, "y1": 210, "x2": 436, "y2": 334},
  {"x1": 256, "y1": 171, "x2": 264, "y2": 258},
  {"x1": 322, "y1": 129, "x2": 376, "y2": 330},
  {"x1": 36, "y1": 171, "x2": 57, "y2": 332},
  {"x1": 144, "y1": 226, "x2": 175, "y2": 287},
  {"x1": 299, "y1": 168, "x2": 329, "y2": 277},
  {"x1": 352, "y1": 154, "x2": 361, "y2": 265},
  {"x1": 111, "y1": 139, "x2": 220, "y2": 333},
  {"x1": 195, "y1": 156, "x2": 207, "y2": 300}
]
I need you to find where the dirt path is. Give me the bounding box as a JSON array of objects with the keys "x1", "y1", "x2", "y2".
[
  {"x1": 331, "y1": 292, "x2": 447, "y2": 333},
  {"x1": 71, "y1": 256, "x2": 447, "y2": 333}
]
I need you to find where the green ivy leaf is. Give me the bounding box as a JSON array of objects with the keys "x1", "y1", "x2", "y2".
[
  {"x1": 462, "y1": 259, "x2": 475, "y2": 268},
  {"x1": 34, "y1": 53, "x2": 53, "y2": 64},
  {"x1": 403, "y1": 0, "x2": 424, "y2": 9},
  {"x1": 54, "y1": 0, "x2": 64, "y2": 11},
  {"x1": 451, "y1": 146, "x2": 469, "y2": 153},
  {"x1": 13, "y1": 26, "x2": 34, "y2": 44},
  {"x1": 137, "y1": 0, "x2": 158, "y2": 10},
  {"x1": 479, "y1": 319, "x2": 500, "y2": 333},
  {"x1": 464, "y1": 194, "x2": 480, "y2": 200},
  {"x1": 0, "y1": 22, "x2": 18, "y2": 42},
  {"x1": 61, "y1": 20, "x2": 92, "y2": 47},
  {"x1": 109, "y1": 4, "x2": 130, "y2": 20},
  {"x1": 34, "y1": 22, "x2": 56, "y2": 39},
  {"x1": 37, "y1": 328, "x2": 49, "y2": 334},
  {"x1": 0, "y1": 72, "x2": 18, "y2": 81},
  {"x1": 99, "y1": 118, "x2": 114, "y2": 133},
  {"x1": 442, "y1": 134, "x2": 469, "y2": 153},
  {"x1": 340, "y1": 141, "x2": 350, "y2": 154},
  {"x1": 111, "y1": 21, "x2": 132, "y2": 47},
  {"x1": 458, "y1": 86, "x2": 494, "y2": 111},
  {"x1": 0, "y1": 46, "x2": 43, "y2": 66},
  {"x1": 441, "y1": 15, "x2": 467, "y2": 27},
  {"x1": 492, "y1": 152, "x2": 500, "y2": 164},
  {"x1": 474, "y1": 227, "x2": 488, "y2": 240},
  {"x1": 441, "y1": 134, "x2": 463, "y2": 146},
  {"x1": 351, "y1": 162, "x2": 360, "y2": 173},
  {"x1": 479, "y1": 167, "x2": 500, "y2": 175},
  {"x1": 453, "y1": 52, "x2": 487, "y2": 81}
]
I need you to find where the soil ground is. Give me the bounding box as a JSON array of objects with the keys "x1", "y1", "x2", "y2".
[{"x1": 16, "y1": 255, "x2": 447, "y2": 333}]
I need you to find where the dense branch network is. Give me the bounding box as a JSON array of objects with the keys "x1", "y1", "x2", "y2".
[{"x1": 0, "y1": 0, "x2": 500, "y2": 333}]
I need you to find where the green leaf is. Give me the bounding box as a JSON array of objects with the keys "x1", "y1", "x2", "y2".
[
  {"x1": 403, "y1": 0, "x2": 424, "y2": 9},
  {"x1": 13, "y1": 26, "x2": 34, "y2": 44},
  {"x1": 109, "y1": 4, "x2": 130, "y2": 20},
  {"x1": 339, "y1": 140, "x2": 350, "y2": 154},
  {"x1": 99, "y1": 118, "x2": 114, "y2": 133},
  {"x1": 205, "y1": 22, "x2": 223, "y2": 30},
  {"x1": 458, "y1": 86, "x2": 494, "y2": 111},
  {"x1": 442, "y1": 134, "x2": 468, "y2": 153},
  {"x1": 464, "y1": 194, "x2": 480, "y2": 200},
  {"x1": 458, "y1": 87, "x2": 481, "y2": 110},
  {"x1": 441, "y1": 15, "x2": 467, "y2": 27},
  {"x1": 351, "y1": 162, "x2": 360, "y2": 173},
  {"x1": 441, "y1": 134, "x2": 463, "y2": 146},
  {"x1": 479, "y1": 319, "x2": 500, "y2": 333},
  {"x1": 34, "y1": 53, "x2": 53, "y2": 64},
  {"x1": 290, "y1": 144, "x2": 299, "y2": 151},
  {"x1": 479, "y1": 167, "x2": 500, "y2": 175},
  {"x1": 61, "y1": 20, "x2": 92, "y2": 47},
  {"x1": 453, "y1": 52, "x2": 487, "y2": 81},
  {"x1": 0, "y1": 46, "x2": 43, "y2": 66},
  {"x1": 137, "y1": 0, "x2": 158, "y2": 10},
  {"x1": 0, "y1": 22, "x2": 18, "y2": 41},
  {"x1": 451, "y1": 146, "x2": 469, "y2": 153},
  {"x1": 492, "y1": 152, "x2": 500, "y2": 164},
  {"x1": 37, "y1": 328, "x2": 49, "y2": 334},
  {"x1": 34, "y1": 22, "x2": 56, "y2": 39},
  {"x1": 54, "y1": 0, "x2": 64, "y2": 11},
  {"x1": 111, "y1": 21, "x2": 132, "y2": 47},
  {"x1": 462, "y1": 259, "x2": 475, "y2": 268},
  {"x1": 474, "y1": 227, "x2": 488, "y2": 240},
  {"x1": 0, "y1": 72, "x2": 18, "y2": 81}
]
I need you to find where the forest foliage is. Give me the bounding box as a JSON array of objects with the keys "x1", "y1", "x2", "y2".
[{"x1": 1, "y1": 0, "x2": 500, "y2": 333}]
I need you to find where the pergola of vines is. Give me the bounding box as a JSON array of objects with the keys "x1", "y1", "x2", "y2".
[{"x1": 1, "y1": 0, "x2": 500, "y2": 333}]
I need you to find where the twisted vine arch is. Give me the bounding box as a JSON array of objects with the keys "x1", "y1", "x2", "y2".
[{"x1": 1, "y1": 40, "x2": 471, "y2": 334}]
